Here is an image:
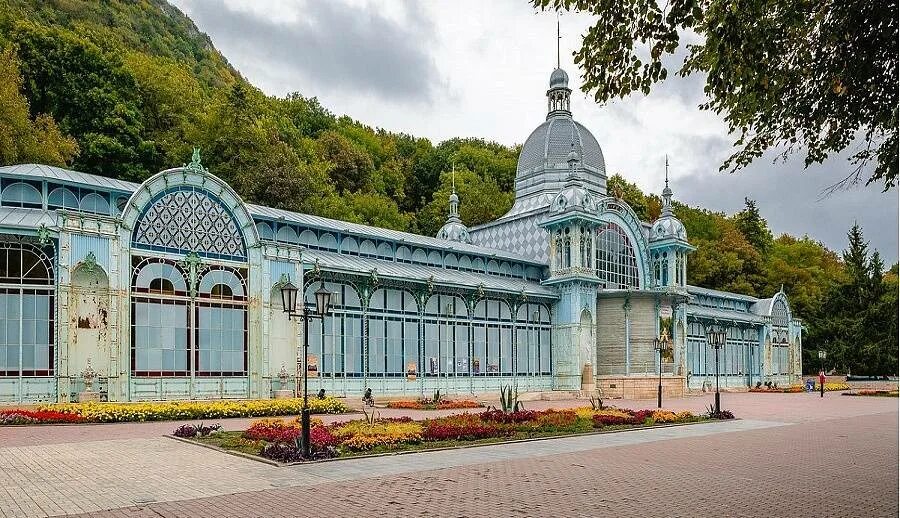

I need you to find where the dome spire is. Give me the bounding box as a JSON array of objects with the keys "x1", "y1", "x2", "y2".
[
  {"x1": 547, "y1": 20, "x2": 571, "y2": 120},
  {"x1": 556, "y1": 14, "x2": 561, "y2": 69},
  {"x1": 448, "y1": 164, "x2": 459, "y2": 218},
  {"x1": 662, "y1": 154, "x2": 674, "y2": 216}
]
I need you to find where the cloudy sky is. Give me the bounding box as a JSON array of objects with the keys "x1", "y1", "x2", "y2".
[{"x1": 171, "y1": 0, "x2": 898, "y2": 263}]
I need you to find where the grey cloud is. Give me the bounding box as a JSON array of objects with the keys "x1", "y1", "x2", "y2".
[
  {"x1": 177, "y1": 0, "x2": 442, "y2": 102},
  {"x1": 673, "y1": 151, "x2": 899, "y2": 264}
]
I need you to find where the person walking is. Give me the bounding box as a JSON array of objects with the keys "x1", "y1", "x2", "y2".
[{"x1": 819, "y1": 370, "x2": 826, "y2": 398}]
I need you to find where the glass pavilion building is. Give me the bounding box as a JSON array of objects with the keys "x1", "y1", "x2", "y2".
[{"x1": 0, "y1": 67, "x2": 802, "y2": 403}]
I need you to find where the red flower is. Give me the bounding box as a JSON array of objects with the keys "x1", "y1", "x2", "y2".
[{"x1": 0, "y1": 410, "x2": 85, "y2": 424}]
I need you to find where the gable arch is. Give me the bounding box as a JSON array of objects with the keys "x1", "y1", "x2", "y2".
[
  {"x1": 121, "y1": 167, "x2": 259, "y2": 262},
  {"x1": 596, "y1": 198, "x2": 651, "y2": 289}
]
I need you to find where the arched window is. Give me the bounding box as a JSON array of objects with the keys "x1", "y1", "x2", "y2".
[
  {"x1": 596, "y1": 222, "x2": 640, "y2": 289},
  {"x1": 131, "y1": 259, "x2": 249, "y2": 377},
  {"x1": 80, "y1": 193, "x2": 110, "y2": 214},
  {"x1": 0, "y1": 242, "x2": 54, "y2": 377},
  {"x1": 772, "y1": 299, "x2": 789, "y2": 327},
  {"x1": 131, "y1": 258, "x2": 189, "y2": 376},
  {"x1": 48, "y1": 187, "x2": 79, "y2": 210},
  {"x1": 197, "y1": 266, "x2": 248, "y2": 376},
  {"x1": 305, "y1": 281, "x2": 363, "y2": 377},
  {"x1": 563, "y1": 228, "x2": 572, "y2": 268},
  {"x1": 133, "y1": 187, "x2": 247, "y2": 260},
  {"x1": 580, "y1": 226, "x2": 592, "y2": 268},
  {"x1": 1, "y1": 182, "x2": 42, "y2": 209},
  {"x1": 276, "y1": 225, "x2": 299, "y2": 244},
  {"x1": 255, "y1": 222, "x2": 274, "y2": 241}
]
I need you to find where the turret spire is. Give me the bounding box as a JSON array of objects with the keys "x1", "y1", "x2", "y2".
[
  {"x1": 436, "y1": 164, "x2": 470, "y2": 243},
  {"x1": 662, "y1": 155, "x2": 674, "y2": 216},
  {"x1": 547, "y1": 21, "x2": 571, "y2": 119},
  {"x1": 448, "y1": 164, "x2": 459, "y2": 219},
  {"x1": 556, "y1": 14, "x2": 561, "y2": 69}
]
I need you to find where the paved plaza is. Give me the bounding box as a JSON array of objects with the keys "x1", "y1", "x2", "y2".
[{"x1": 0, "y1": 393, "x2": 896, "y2": 517}]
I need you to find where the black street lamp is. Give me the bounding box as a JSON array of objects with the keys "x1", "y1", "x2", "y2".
[
  {"x1": 705, "y1": 326, "x2": 726, "y2": 414},
  {"x1": 281, "y1": 278, "x2": 332, "y2": 458},
  {"x1": 654, "y1": 331, "x2": 672, "y2": 409}
]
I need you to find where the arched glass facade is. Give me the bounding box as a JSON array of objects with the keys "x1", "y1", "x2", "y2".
[{"x1": 596, "y1": 222, "x2": 640, "y2": 289}]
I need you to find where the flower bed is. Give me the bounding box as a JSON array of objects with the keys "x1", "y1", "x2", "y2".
[
  {"x1": 815, "y1": 382, "x2": 851, "y2": 391},
  {"x1": 20, "y1": 397, "x2": 348, "y2": 424},
  {"x1": 0, "y1": 409, "x2": 86, "y2": 425},
  {"x1": 189, "y1": 406, "x2": 713, "y2": 463},
  {"x1": 385, "y1": 399, "x2": 483, "y2": 410},
  {"x1": 842, "y1": 389, "x2": 899, "y2": 397},
  {"x1": 749, "y1": 385, "x2": 804, "y2": 393}
]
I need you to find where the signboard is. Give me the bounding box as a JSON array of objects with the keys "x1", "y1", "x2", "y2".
[
  {"x1": 659, "y1": 305, "x2": 673, "y2": 319},
  {"x1": 306, "y1": 355, "x2": 318, "y2": 378},
  {"x1": 406, "y1": 362, "x2": 417, "y2": 381}
]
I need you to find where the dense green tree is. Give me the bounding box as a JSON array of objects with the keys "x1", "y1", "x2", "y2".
[
  {"x1": 418, "y1": 167, "x2": 514, "y2": 236},
  {"x1": 533, "y1": 0, "x2": 898, "y2": 190},
  {"x1": 808, "y1": 224, "x2": 898, "y2": 375},
  {"x1": 11, "y1": 22, "x2": 155, "y2": 179},
  {"x1": 734, "y1": 198, "x2": 774, "y2": 255},
  {"x1": 0, "y1": 48, "x2": 77, "y2": 165},
  {"x1": 317, "y1": 130, "x2": 374, "y2": 193}
]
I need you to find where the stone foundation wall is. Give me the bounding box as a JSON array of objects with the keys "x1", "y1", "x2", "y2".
[{"x1": 596, "y1": 375, "x2": 685, "y2": 400}]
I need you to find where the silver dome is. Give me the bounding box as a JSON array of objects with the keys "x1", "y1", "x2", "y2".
[
  {"x1": 515, "y1": 117, "x2": 607, "y2": 197},
  {"x1": 549, "y1": 68, "x2": 569, "y2": 89},
  {"x1": 437, "y1": 221, "x2": 470, "y2": 243},
  {"x1": 651, "y1": 215, "x2": 687, "y2": 241},
  {"x1": 551, "y1": 181, "x2": 596, "y2": 214}
]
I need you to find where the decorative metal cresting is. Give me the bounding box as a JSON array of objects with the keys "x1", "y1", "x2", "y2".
[
  {"x1": 280, "y1": 276, "x2": 333, "y2": 459},
  {"x1": 178, "y1": 251, "x2": 204, "y2": 299},
  {"x1": 183, "y1": 147, "x2": 207, "y2": 174},
  {"x1": 36, "y1": 224, "x2": 51, "y2": 246},
  {"x1": 81, "y1": 251, "x2": 98, "y2": 274}
]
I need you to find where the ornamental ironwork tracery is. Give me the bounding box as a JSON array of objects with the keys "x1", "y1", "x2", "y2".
[{"x1": 132, "y1": 188, "x2": 246, "y2": 261}]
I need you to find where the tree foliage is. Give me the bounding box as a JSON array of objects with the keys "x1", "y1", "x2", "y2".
[
  {"x1": 807, "y1": 225, "x2": 898, "y2": 375},
  {"x1": 0, "y1": 48, "x2": 77, "y2": 165},
  {"x1": 532, "y1": 0, "x2": 899, "y2": 190}
]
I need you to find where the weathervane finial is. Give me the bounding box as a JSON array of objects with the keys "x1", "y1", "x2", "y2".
[
  {"x1": 451, "y1": 163, "x2": 456, "y2": 194},
  {"x1": 665, "y1": 154, "x2": 669, "y2": 188},
  {"x1": 556, "y1": 14, "x2": 561, "y2": 69}
]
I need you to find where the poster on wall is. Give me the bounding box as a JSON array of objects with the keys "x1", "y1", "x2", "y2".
[
  {"x1": 658, "y1": 304, "x2": 674, "y2": 363},
  {"x1": 306, "y1": 355, "x2": 318, "y2": 378},
  {"x1": 429, "y1": 357, "x2": 438, "y2": 374}
]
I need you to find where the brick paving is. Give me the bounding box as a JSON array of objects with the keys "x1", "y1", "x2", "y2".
[{"x1": 0, "y1": 393, "x2": 896, "y2": 517}]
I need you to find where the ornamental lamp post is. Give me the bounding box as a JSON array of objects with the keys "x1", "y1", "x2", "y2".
[
  {"x1": 705, "y1": 327, "x2": 726, "y2": 414},
  {"x1": 818, "y1": 349, "x2": 827, "y2": 398},
  {"x1": 282, "y1": 278, "x2": 332, "y2": 459},
  {"x1": 653, "y1": 332, "x2": 672, "y2": 409}
]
